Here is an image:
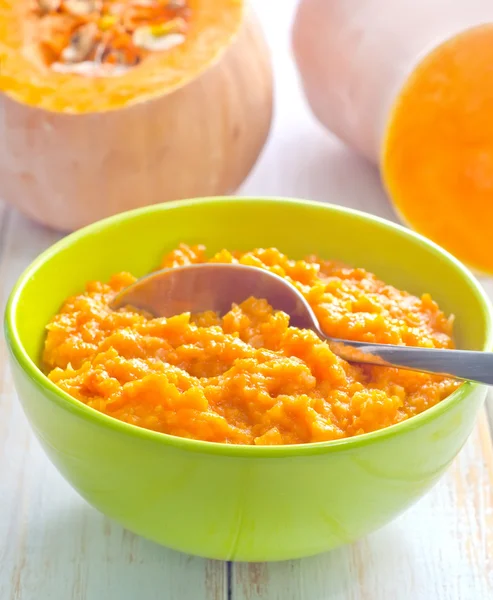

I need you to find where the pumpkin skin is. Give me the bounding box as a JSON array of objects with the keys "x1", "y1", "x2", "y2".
[
  {"x1": 0, "y1": 1, "x2": 273, "y2": 231},
  {"x1": 292, "y1": 0, "x2": 493, "y2": 274}
]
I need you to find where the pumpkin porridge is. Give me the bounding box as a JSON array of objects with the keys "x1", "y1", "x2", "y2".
[{"x1": 43, "y1": 244, "x2": 460, "y2": 445}]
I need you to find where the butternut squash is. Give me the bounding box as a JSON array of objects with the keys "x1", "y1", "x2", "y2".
[
  {"x1": 292, "y1": 0, "x2": 493, "y2": 273},
  {"x1": 0, "y1": 0, "x2": 273, "y2": 231}
]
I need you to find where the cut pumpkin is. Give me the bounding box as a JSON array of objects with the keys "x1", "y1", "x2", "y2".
[
  {"x1": 0, "y1": 0, "x2": 273, "y2": 231},
  {"x1": 292, "y1": 0, "x2": 493, "y2": 274},
  {"x1": 382, "y1": 24, "x2": 493, "y2": 275}
]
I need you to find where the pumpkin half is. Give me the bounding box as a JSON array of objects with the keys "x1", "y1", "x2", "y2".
[
  {"x1": 382, "y1": 25, "x2": 493, "y2": 275},
  {"x1": 292, "y1": 0, "x2": 493, "y2": 274},
  {"x1": 0, "y1": 0, "x2": 273, "y2": 231}
]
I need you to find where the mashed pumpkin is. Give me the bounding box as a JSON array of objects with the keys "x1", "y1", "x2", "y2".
[{"x1": 43, "y1": 244, "x2": 460, "y2": 445}]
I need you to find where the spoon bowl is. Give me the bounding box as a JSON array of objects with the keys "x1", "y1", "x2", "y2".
[{"x1": 111, "y1": 263, "x2": 318, "y2": 329}]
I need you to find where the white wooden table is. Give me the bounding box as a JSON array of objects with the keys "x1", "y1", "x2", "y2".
[{"x1": 1, "y1": 1, "x2": 493, "y2": 598}]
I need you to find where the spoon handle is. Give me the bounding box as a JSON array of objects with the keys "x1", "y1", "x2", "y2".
[{"x1": 326, "y1": 339, "x2": 493, "y2": 385}]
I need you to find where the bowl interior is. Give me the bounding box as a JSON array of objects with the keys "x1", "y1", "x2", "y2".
[{"x1": 8, "y1": 197, "x2": 492, "y2": 374}]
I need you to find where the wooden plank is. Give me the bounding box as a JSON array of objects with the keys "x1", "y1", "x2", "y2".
[
  {"x1": 232, "y1": 413, "x2": 493, "y2": 600},
  {"x1": 0, "y1": 210, "x2": 227, "y2": 600}
]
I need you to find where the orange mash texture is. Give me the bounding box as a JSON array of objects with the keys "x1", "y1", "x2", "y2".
[{"x1": 43, "y1": 245, "x2": 460, "y2": 445}]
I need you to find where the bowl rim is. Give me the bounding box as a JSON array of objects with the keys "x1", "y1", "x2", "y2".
[{"x1": 5, "y1": 196, "x2": 493, "y2": 457}]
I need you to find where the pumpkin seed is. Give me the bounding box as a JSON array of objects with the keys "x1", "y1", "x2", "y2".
[
  {"x1": 38, "y1": 0, "x2": 62, "y2": 13},
  {"x1": 149, "y1": 17, "x2": 187, "y2": 36},
  {"x1": 106, "y1": 3, "x2": 124, "y2": 17},
  {"x1": 63, "y1": 0, "x2": 101, "y2": 17},
  {"x1": 52, "y1": 59, "x2": 130, "y2": 76},
  {"x1": 132, "y1": 26, "x2": 185, "y2": 51},
  {"x1": 61, "y1": 21, "x2": 98, "y2": 62}
]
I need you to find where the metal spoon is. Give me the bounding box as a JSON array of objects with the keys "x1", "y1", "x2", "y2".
[{"x1": 110, "y1": 263, "x2": 493, "y2": 385}]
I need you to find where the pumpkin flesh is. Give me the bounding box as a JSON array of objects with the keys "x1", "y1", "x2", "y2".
[
  {"x1": 0, "y1": 0, "x2": 243, "y2": 112},
  {"x1": 382, "y1": 24, "x2": 493, "y2": 274}
]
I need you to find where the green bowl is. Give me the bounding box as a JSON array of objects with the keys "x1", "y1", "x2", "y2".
[{"x1": 5, "y1": 197, "x2": 493, "y2": 562}]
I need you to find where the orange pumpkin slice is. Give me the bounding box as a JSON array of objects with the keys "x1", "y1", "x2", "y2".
[
  {"x1": 0, "y1": 0, "x2": 273, "y2": 231},
  {"x1": 382, "y1": 24, "x2": 493, "y2": 274}
]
